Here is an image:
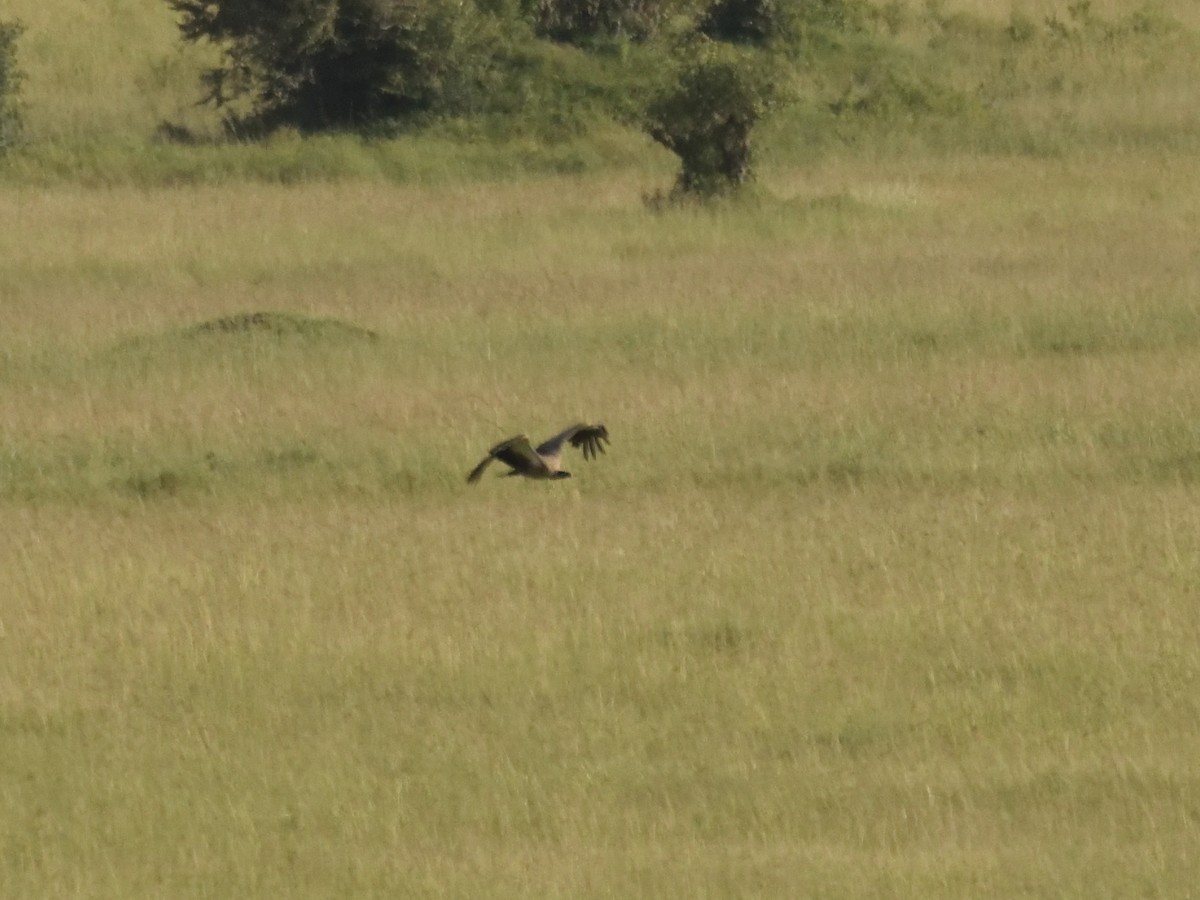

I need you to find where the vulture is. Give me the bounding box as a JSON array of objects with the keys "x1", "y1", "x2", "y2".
[{"x1": 467, "y1": 423, "x2": 610, "y2": 484}]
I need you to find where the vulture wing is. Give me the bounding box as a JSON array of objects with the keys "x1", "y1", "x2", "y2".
[
  {"x1": 466, "y1": 434, "x2": 543, "y2": 484},
  {"x1": 537, "y1": 423, "x2": 610, "y2": 462}
]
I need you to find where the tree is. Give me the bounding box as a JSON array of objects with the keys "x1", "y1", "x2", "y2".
[
  {"x1": 166, "y1": 0, "x2": 495, "y2": 132},
  {"x1": 645, "y1": 36, "x2": 785, "y2": 197}
]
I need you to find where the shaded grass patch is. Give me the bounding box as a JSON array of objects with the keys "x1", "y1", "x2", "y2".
[
  {"x1": 97, "y1": 310, "x2": 388, "y2": 381},
  {"x1": 0, "y1": 435, "x2": 448, "y2": 503},
  {"x1": 183, "y1": 310, "x2": 380, "y2": 341}
]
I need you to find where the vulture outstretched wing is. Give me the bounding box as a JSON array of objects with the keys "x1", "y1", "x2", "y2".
[{"x1": 536, "y1": 423, "x2": 610, "y2": 461}]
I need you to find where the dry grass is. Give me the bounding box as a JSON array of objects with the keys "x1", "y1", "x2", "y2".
[
  {"x1": 3, "y1": 147, "x2": 1200, "y2": 896},
  {"x1": 3, "y1": 2, "x2": 1200, "y2": 896}
]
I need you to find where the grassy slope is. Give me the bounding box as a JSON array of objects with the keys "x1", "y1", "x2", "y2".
[
  {"x1": 4, "y1": 0, "x2": 204, "y2": 140},
  {"x1": 5, "y1": 0, "x2": 1200, "y2": 184},
  {"x1": 3, "y1": 2, "x2": 1200, "y2": 898}
]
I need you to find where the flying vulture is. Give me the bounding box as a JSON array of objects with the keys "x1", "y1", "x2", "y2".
[{"x1": 467, "y1": 423, "x2": 610, "y2": 484}]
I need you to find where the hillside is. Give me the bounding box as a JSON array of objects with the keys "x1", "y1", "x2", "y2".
[{"x1": 2, "y1": 0, "x2": 1198, "y2": 184}]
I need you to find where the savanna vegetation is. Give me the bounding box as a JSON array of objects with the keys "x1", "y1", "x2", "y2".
[
  {"x1": 0, "y1": 19, "x2": 24, "y2": 152},
  {"x1": 2, "y1": 1, "x2": 1199, "y2": 897}
]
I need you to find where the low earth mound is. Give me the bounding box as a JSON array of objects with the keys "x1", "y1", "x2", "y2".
[{"x1": 105, "y1": 310, "x2": 383, "y2": 362}]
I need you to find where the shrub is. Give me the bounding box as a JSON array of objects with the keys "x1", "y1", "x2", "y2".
[
  {"x1": 699, "y1": 0, "x2": 872, "y2": 43},
  {"x1": 645, "y1": 36, "x2": 785, "y2": 197},
  {"x1": 698, "y1": 0, "x2": 789, "y2": 45},
  {"x1": 0, "y1": 20, "x2": 23, "y2": 153},
  {"x1": 530, "y1": 0, "x2": 685, "y2": 43},
  {"x1": 166, "y1": 0, "x2": 499, "y2": 132},
  {"x1": 699, "y1": 0, "x2": 867, "y2": 47}
]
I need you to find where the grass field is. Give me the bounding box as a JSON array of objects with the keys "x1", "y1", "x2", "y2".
[
  {"x1": 3, "y1": 1, "x2": 1200, "y2": 897},
  {"x1": 5, "y1": 151, "x2": 1200, "y2": 897}
]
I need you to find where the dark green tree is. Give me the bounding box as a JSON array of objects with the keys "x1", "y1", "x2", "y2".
[{"x1": 166, "y1": 0, "x2": 496, "y2": 132}]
